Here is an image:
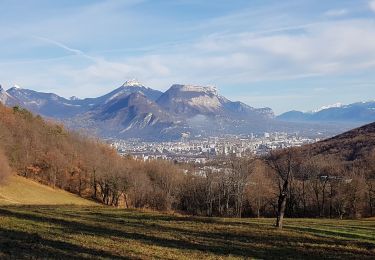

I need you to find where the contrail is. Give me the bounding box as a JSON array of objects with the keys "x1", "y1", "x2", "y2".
[{"x1": 33, "y1": 36, "x2": 96, "y2": 61}]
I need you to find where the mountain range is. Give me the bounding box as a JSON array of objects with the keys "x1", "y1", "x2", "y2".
[
  {"x1": 277, "y1": 101, "x2": 375, "y2": 123},
  {"x1": 1, "y1": 80, "x2": 373, "y2": 140}
]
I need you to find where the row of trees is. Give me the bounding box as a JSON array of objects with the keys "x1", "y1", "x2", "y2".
[
  {"x1": 0, "y1": 104, "x2": 374, "y2": 227},
  {"x1": 179, "y1": 158, "x2": 258, "y2": 217},
  {"x1": 178, "y1": 152, "x2": 375, "y2": 227},
  {"x1": 266, "y1": 149, "x2": 375, "y2": 227}
]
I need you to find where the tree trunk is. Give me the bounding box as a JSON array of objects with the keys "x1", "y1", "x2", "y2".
[
  {"x1": 218, "y1": 194, "x2": 222, "y2": 216},
  {"x1": 124, "y1": 194, "x2": 129, "y2": 208},
  {"x1": 329, "y1": 184, "x2": 333, "y2": 219},
  {"x1": 276, "y1": 175, "x2": 290, "y2": 229},
  {"x1": 225, "y1": 190, "x2": 230, "y2": 216},
  {"x1": 276, "y1": 193, "x2": 287, "y2": 229},
  {"x1": 78, "y1": 173, "x2": 82, "y2": 196},
  {"x1": 302, "y1": 179, "x2": 306, "y2": 217}
]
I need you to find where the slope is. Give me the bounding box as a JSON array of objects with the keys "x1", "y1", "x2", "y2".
[
  {"x1": 277, "y1": 101, "x2": 375, "y2": 124},
  {"x1": 0, "y1": 175, "x2": 97, "y2": 205},
  {"x1": 301, "y1": 121, "x2": 375, "y2": 161},
  {"x1": 76, "y1": 92, "x2": 182, "y2": 140}
]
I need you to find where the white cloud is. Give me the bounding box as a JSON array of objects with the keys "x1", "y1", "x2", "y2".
[
  {"x1": 324, "y1": 9, "x2": 348, "y2": 17},
  {"x1": 2, "y1": 18, "x2": 375, "y2": 99},
  {"x1": 189, "y1": 20, "x2": 375, "y2": 81},
  {"x1": 370, "y1": 0, "x2": 375, "y2": 12},
  {"x1": 1, "y1": 0, "x2": 375, "y2": 112}
]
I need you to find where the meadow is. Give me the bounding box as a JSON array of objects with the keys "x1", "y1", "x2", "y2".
[
  {"x1": 0, "y1": 205, "x2": 374, "y2": 259},
  {"x1": 0, "y1": 175, "x2": 97, "y2": 206}
]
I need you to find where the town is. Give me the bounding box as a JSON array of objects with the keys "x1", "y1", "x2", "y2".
[{"x1": 109, "y1": 132, "x2": 323, "y2": 163}]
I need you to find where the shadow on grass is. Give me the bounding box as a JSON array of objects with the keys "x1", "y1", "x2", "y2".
[
  {"x1": 0, "y1": 228, "x2": 129, "y2": 259},
  {"x1": 91, "y1": 209, "x2": 223, "y2": 225},
  {"x1": 286, "y1": 226, "x2": 375, "y2": 248},
  {"x1": 1, "y1": 206, "x2": 374, "y2": 260}
]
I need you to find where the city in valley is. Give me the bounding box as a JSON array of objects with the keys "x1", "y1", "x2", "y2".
[
  {"x1": 1, "y1": 1, "x2": 375, "y2": 259},
  {"x1": 109, "y1": 132, "x2": 323, "y2": 163}
]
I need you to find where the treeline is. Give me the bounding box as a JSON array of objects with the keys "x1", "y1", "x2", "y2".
[
  {"x1": 0, "y1": 104, "x2": 374, "y2": 221},
  {"x1": 264, "y1": 148, "x2": 375, "y2": 227},
  {"x1": 179, "y1": 150, "x2": 375, "y2": 223},
  {"x1": 181, "y1": 124, "x2": 375, "y2": 221}
]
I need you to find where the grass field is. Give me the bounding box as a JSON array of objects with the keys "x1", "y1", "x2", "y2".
[
  {"x1": 0, "y1": 175, "x2": 97, "y2": 205},
  {"x1": 0, "y1": 205, "x2": 374, "y2": 259}
]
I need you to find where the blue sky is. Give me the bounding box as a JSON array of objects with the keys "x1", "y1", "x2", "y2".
[{"x1": 1, "y1": 0, "x2": 375, "y2": 114}]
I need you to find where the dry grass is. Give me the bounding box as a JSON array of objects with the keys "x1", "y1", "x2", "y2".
[
  {"x1": 0, "y1": 175, "x2": 97, "y2": 205},
  {"x1": 0, "y1": 205, "x2": 374, "y2": 259}
]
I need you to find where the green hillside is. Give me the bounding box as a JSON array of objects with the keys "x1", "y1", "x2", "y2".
[{"x1": 0, "y1": 175, "x2": 97, "y2": 205}]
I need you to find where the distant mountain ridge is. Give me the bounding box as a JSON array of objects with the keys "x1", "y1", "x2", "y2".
[
  {"x1": 277, "y1": 101, "x2": 375, "y2": 123},
  {"x1": 0, "y1": 85, "x2": 17, "y2": 106},
  {"x1": 81, "y1": 91, "x2": 182, "y2": 140},
  {"x1": 156, "y1": 84, "x2": 273, "y2": 119},
  {"x1": 0, "y1": 80, "x2": 163, "y2": 118},
  {"x1": 6, "y1": 86, "x2": 85, "y2": 118},
  {"x1": 0, "y1": 81, "x2": 365, "y2": 140},
  {"x1": 76, "y1": 80, "x2": 163, "y2": 108}
]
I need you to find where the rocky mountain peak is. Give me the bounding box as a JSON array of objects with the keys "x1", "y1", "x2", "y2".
[
  {"x1": 169, "y1": 84, "x2": 219, "y2": 96},
  {"x1": 122, "y1": 79, "x2": 143, "y2": 87}
]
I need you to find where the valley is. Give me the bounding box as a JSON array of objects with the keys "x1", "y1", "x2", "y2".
[
  {"x1": 1, "y1": 1, "x2": 375, "y2": 258},
  {"x1": 111, "y1": 131, "x2": 319, "y2": 163}
]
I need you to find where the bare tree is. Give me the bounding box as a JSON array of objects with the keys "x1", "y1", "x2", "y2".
[
  {"x1": 230, "y1": 157, "x2": 255, "y2": 217},
  {"x1": 246, "y1": 162, "x2": 274, "y2": 218},
  {"x1": 266, "y1": 148, "x2": 301, "y2": 229}
]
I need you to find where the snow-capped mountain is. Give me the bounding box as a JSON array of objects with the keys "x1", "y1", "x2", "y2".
[
  {"x1": 0, "y1": 85, "x2": 10, "y2": 104},
  {"x1": 70, "y1": 80, "x2": 163, "y2": 110},
  {"x1": 91, "y1": 91, "x2": 173, "y2": 130},
  {"x1": 74, "y1": 91, "x2": 183, "y2": 140},
  {"x1": 277, "y1": 101, "x2": 375, "y2": 123},
  {"x1": 156, "y1": 84, "x2": 226, "y2": 116},
  {"x1": 156, "y1": 84, "x2": 274, "y2": 119},
  {"x1": 76, "y1": 83, "x2": 276, "y2": 140},
  {"x1": 311, "y1": 102, "x2": 343, "y2": 113},
  {"x1": 1, "y1": 80, "x2": 354, "y2": 140},
  {"x1": 1, "y1": 81, "x2": 163, "y2": 119},
  {"x1": 96, "y1": 80, "x2": 163, "y2": 104},
  {"x1": 5, "y1": 85, "x2": 86, "y2": 118}
]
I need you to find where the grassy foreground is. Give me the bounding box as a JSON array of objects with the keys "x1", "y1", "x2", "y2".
[
  {"x1": 0, "y1": 206, "x2": 374, "y2": 259},
  {"x1": 0, "y1": 175, "x2": 97, "y2": 205}
]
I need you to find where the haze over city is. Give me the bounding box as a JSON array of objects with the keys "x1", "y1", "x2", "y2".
[{"x1": 2, "y1": 1, "x2": 375, "y2": 259}]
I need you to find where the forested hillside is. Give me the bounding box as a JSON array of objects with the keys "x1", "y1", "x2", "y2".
[
  {"x1": 0, "y1": 104, "x2": 182, "y2": 210},
  {"x1": 1, "y1": 103, "x2": 374, "y2": 220}
]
